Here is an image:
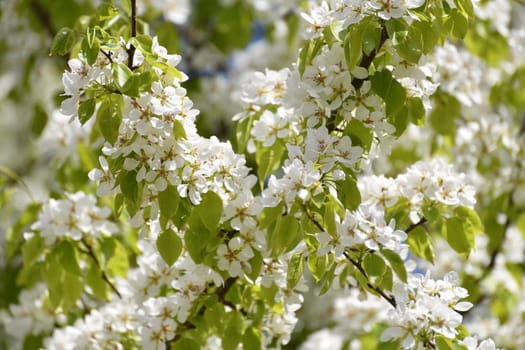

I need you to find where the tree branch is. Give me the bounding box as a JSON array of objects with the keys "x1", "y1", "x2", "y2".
[
  {"x1": 81, "y1": 239, "x2": 122, "y2": 299},
  {"x1": 127, "y1": 0, "x2": 137, "y2": 69},
  {"x1": 302, "y1": 203, "x2": 397, "y2": 307},
  {"x1": 405, "y1": 217, "x2": 427, "y2": 234},
  {"x1": 343, "y1": 251, "x2": 397, "y2": 308},
  {"x1": 169, "y1": 277, "x2": 239, "y2": 345},
  {"x1": 351, "y1": 25, "x2": 389, "y2": 91}
]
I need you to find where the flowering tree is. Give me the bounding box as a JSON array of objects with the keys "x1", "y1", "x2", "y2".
[{"x1": 1, "y1": 0, "x2": 525, "y2": 349}]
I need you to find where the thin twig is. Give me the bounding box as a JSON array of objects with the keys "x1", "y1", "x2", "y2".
[
  {"x1": 81, "y1": 239, "x2": 122, "y2": 299},
  {"x1": 405, "y1": 217, "x2": 427, "y2": 234},
  {"x1": 127, "y1": 0, "x2": 137, "y2": 69},
  {"x1": 343, "y1": 251, "x2": 397, "y2": 307},
  {"x1": 302, "y1": 204, "x2": 397, "y2": 307},
  {"x1": 351, "y1": 25, "x2": 389, "y2": 91},
  {"x1": 101, "y1": 49, "x2": 114, "y2": 64},
  {"x1": 168, "y1": 277, "x2": 239, "y2": 345}
]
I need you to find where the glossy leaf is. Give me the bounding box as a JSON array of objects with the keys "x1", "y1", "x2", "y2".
[
  {"x1": 156, "y1": 229, "x2": 182, "y2": 266},
  {"x1": 287, "y1": 252, "x2": 305, "y2": 289},
  {"x1": 96, "y1": 94, "x2": 123, "y2": 145},
  {"x1": 407, "y1": 225, "x2": 434, "y2": 263},
  {"x1": 381, "y1": 248, "x2": 407, "y2": 283},
  {"x1": 50, "y1": 27, "x2": 77, "y2": 56},
  {"x1": 158, "y1": 185, "x2": 180, "y2": 222},
  {"x1": 78, "y1": 98, "x2": 96, "y2": 125},
  {"x1": 195, "y1": 191, "x2": 223, "y2": 232}
]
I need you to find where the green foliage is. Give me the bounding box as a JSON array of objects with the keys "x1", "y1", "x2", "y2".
[
  {"x1": 96, "y1": 93, "x2": 123, "y2": 145},
  {"x1": 465, "y1": 20, "x2": 509, "y2": 66},
  {"x1": 443, "y1": 206, "x2": 483, "y2": 256},
  {"x1": 255, "y1": 141, "x2": 286, "y2": 189},
  {"x1": 343, "y1": 119, "x2": 373, "y2": 152},
  {"x1": 157, "y1": 229, "x2": 183, "y2": 266},
  {"x1": 268, "y1": 214, "x2": 301, "y2": 257},
  {"x1": 407, "y1": 225, "x2": 435, "y2": 263},
  {"x1": 287, "y1": 252, "x2": 305, "y2": 289},
  {"x1": 370, "y1": 70, "x2": 408, "y2": 134},
  {"x1": 50, "y1": 27, "x2": 77, "y2": 55},
  {"x1": 429, "y1": 90, "x2": 461, "y2": 136},
  {"x1": 336, "y1": 171, "x2": 361, "y2": 211}
]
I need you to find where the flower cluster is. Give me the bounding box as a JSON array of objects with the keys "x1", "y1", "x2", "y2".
[
  {"x1": 0, "y1": 283, "x2": 65, "y2": 344},
  {"x1": 5, "y1": 0, "x2": 521, "y2": 349},
  {"x1": 382, "y1": 272, "x2": 473, "y2": 347},
  {"x1": 360, "y1": 158, "x2": 476, "y2": 222},
  {"x1": 30, "y1": 191, "x2": 117, "y2": 246}
]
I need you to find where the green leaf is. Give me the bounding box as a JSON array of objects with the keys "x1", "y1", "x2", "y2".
[
  {"x1": 343, "y1": 119, "x2": 373, "y2": 152},
  {"x1": 450, "y1": 9, "x2": 468, "y2": 39},
  {"x1": 121, "y1": 0, "x2": 132, "y2": 15},
  {"x1": 172, "y1": 119, "x2": 188, "y2": 140},
  {"x1": 156, "y1": 21, "x2": 181, "y2": 53},
  {"x1": 362, "y1": 20, "x2": 382, "y2": 56},
  {"x1": 56, "y1": 240, "x2": 81, "y2": 276},
  {"x1": 443, "y1": 217, "x2": 473, "y2": 256},
  {"x1": 82, "y1": 34, "x2": 100, "y2": 66},
  {"x1": 407, "y1": 225, "x2": 434, "y2": 263},
  {"x1": 86, "y1": 262, "x2": 108, "y2": 299},
  {"x1": 195, "y1": 191, "x2": 223, "y2": 232},
  {"x1": 443, "y1": 207, "x2": 482, "y2": 257},
  {"x1": 223, "y1": 311, "x2": 245, "y2": 350},
  {"x1": 44, "y1": 252, "x2": 64, "y2": 308},
  {"x1": 205, "y1": 302, "x2": 226, "y2": 332},
  {"x1": 287, "y1": 252, "x2": 305, "y2": 289},
  {"x1": 185, "y1": 213, "x2": 211, "y2": 264},
  {"x1": 96, "y1": 94, "x2": 123, "y2": 145},
  {"x1": 113, "y1": 63, "x2": 133, "y2": 90},
  {"x1": 62, "y1": 273, "x2": 84, "y2": 312},
  {"x1": 381, "y1": 249, "x2": 407, "y2": 283},
  {"x1": 50, "y1": 27, "x2": 77, "y2": 56},
  {"x1": 319, "y1": 260, "x2": 337, "y2": 295},
  {"x1": 336, "y1": 174, "x2": 361, "y2": 211},
  {"x1": 390, "y1": 105, "x2": 409, "y2": 137},
  {"x1": 323, "y1": 201, "x2": 338, "y2": 237},
  {"x1": 122, "y1": 74, "x2": 141, "y2": 97},
  {"x1": 435, "y1": 335, "x2": 453, "y2": 350},
  {"x1": 247, "y1": 250, "x2": 263, "y2": 282},
  {"x1": 157, "y1": 229, "x2": 183, "y2": 266},
  {"x1": 78, "y1": 98, "x2": 97, "y2": 125},
  {"x1": 235, "y1": 114, "x2": 254, "y2": 154},
  {"x1": 297, "y1": 40, "x2": 311, "y2": 77},
  {"x1": 455, "y1": 206, "x2": 483, "y2": 234},
  {"x1": 429, "y1": 90, "x2": 461, "y2": 136},
  {"x1": 130, "y1": 35, "x2": 153, "y2": 53},
  {"x1": 159, "y1": 185, "x2": 180, "y2": 222},
  {"x1": 119, "y1": 170, "x2": 141, "y2": 215},
  {"x1": 407, "y1": 96, "x2": 425, "y2": 126},
  {"x1": 386, "y1": 18, "x2": 423, "y2": 63},
  {"x1": 363, "y1": 253, "x2": 386, "y2": 278},
  {"x1": 242, "y1": 327, "x2": 262, "y2": 350},
  {"x1": 370, "y1": 70, "x2": 406, "y2": 118},
  {"x1": 22, "y1": 234, "x2": 45, "y2": 267},
  {"x1": 269, "y1": 214, "x2": 300, "y2": 257},
  {"x1": 102, "y1": 238, "x2": 129, "y2": 277},
  {"x1": 22, "y1": 334, "x2": 44, "y2": 350},
  {"x1": 465, "y1": 20, "x2": 509, "y2": 67},
  {"x1": 256, "y1": 141, "x2": 286, "y2": 189},
  {"x1": 413, "y1": 19, "x2": 439, "y2": 54},
  {"x1": 31, "y1": 104, "x2": 48, "y2": 137},
  {"x1": 172, "y1": 338, "x2": 200, "y2": 350},
  {"x1": 260, "y1": 203, "x2": 284, "y2": 230},
  {"x1": 343, "y1": 25, "x2": 363, "y2": 70},
  {"x1": 307, "y1": 251, "x2": 327, "y2": 283},
  {"x1": 454, "y1": 0, "x2": 474, "y2": 17}
]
